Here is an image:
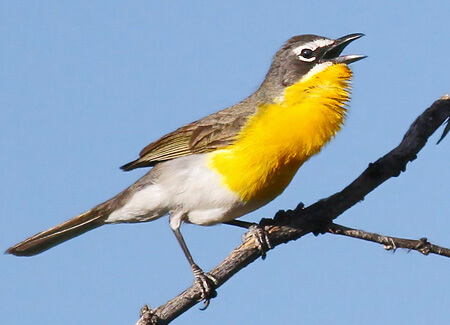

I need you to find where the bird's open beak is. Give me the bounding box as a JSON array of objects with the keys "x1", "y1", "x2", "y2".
[{"x1": 321, "y1": 33, "x2": 366, "y2": 64}]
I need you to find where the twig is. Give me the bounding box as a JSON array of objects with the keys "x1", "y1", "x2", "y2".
[
  {"x1": 136, "y1": 95, "x2": 450, "y2": 325},
  {"x1": 328, "y1": 223, "x2": 450, "y2": 257}
]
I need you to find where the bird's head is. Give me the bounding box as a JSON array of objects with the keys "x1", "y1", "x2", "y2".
[{"x1": 268, "y1": 33, "x2": 366, "y2": 87}]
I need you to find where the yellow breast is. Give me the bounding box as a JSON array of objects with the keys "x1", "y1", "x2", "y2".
[{"x1": 207, "y1": 63, "x2": 353, "y2": 203}]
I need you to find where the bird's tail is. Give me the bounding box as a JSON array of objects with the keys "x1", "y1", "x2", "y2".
[{"x1": 6, "y1": 207, "x2": 108, "y2": 257}]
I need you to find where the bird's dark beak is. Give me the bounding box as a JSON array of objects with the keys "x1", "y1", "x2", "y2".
[{"x1": 321, "y1": 33, "x2": 366, "y2": 64}]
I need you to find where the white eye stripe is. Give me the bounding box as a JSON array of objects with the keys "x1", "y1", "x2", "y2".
[
  {"x1": 292, "y1": 38, "x2": 335, "y2": 56},
  {"x1": 293, "y1": 46, "x2": 316, "y2": 62},
  {"x1": 298, "y1": 54, "x2": 315, "y2": 62},
  {"x1": 293, "y1": 45, "x2": 314, "y2": 56},
  {"x1": 305, "y1": 38, "x2": 335, "y2": 50}
]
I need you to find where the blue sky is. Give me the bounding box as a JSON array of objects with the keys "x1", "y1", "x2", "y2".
[{"x1": 2, "y1": 2, "x2": 449, "y2": 324}]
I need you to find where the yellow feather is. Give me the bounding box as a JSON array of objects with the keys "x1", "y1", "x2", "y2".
[{"x1": 208, "y1": 63, "x2": 352, "y2": 202}]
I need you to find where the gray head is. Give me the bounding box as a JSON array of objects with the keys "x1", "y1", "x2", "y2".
[{"x1": 265, "y1": 33, "x2": 365, "y2": 88}]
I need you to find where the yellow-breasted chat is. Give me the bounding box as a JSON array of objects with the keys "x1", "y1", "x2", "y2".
[{"x1": 7, "y1": 33, "x2": 365, "y2": 305}]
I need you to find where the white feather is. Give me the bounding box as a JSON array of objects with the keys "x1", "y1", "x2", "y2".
[
  {"x1": 292, "y1": 38, "x2": 334, "y2": 55},
  {"x1": 105, "y1": 154, "x2": 248, "y2": 227}
]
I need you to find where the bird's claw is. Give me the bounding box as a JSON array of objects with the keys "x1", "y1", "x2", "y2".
[
  {"x1": 191, "y1": 264, "x2": 218, "y2": 309},
  {"x1": 243, "y1": 224, "x2": 272, "y2": 259}
]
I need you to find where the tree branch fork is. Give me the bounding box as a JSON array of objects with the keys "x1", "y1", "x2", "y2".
[{"x1": 137, "y1": 95, "x2": 450, "y2": 325}]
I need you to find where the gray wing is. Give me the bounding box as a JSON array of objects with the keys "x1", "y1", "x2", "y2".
[{"x1": 120, "y1": 103, "x2": 257, "y2": 171}]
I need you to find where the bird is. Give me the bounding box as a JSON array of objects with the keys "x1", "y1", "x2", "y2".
[{"x1": 7, "y1": 33, "x2": 365, "y2": 305}]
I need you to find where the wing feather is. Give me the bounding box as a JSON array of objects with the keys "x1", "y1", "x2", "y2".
[{"x1": 120, "y1": 104, "x2": 257, "y2": 171}]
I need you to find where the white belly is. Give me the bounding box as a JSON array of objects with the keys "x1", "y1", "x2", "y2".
[{"x1": 105, "y1": 154, "x2": 254, "y2": 226}]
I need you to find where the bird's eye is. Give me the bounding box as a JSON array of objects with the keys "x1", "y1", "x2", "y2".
[{"x1": 300, "y1": 48, "x2": 314, "y2": 59}]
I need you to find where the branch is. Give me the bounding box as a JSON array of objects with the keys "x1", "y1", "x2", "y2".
[
  {"x1": 328, "y1": 223, "x2": 450, "y2": 257},
  {"x1": 136, "y1": 95, "x2": 450, "y2": 325}
]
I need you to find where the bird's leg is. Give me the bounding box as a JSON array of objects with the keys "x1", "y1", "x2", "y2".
[
  {"x1": 172, "y1": 227, "x2": 218, "y2": 308},
  {"x1": 224, "y1": 220, "x2": 272, "y2": 259}
]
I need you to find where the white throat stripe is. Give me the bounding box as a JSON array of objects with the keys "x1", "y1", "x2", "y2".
[{"x1": 298, "y1": 62, "x2": 333, "y2": 83}]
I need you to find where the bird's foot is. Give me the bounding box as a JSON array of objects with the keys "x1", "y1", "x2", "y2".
[
  {"x1": 191, "y1": 263, "x2": 218, "y2": 309},
  {"x1": 243, "y1": 224, "x2": 272, "y2": 259}
]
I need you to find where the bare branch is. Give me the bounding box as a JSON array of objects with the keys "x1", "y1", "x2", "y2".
[
  {"x1": 136, "y1": 95, "x2": 450, "y2": 325},
  {"x1": 328, "y1": 223, "x2": 450, "y2": 257}
]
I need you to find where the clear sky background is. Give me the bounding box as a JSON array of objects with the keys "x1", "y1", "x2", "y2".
[{"x1": 2, "y1": 2, "x2": 449, "y2": 324}]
